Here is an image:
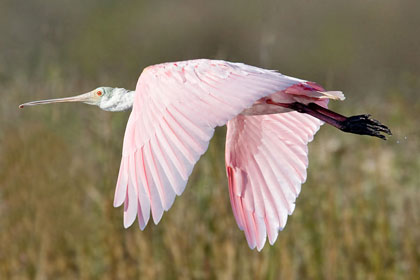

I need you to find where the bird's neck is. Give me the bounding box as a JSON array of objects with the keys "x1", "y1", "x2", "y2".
[{"x1": 100, "y1": 88, "x2": 135, "y2": 112}]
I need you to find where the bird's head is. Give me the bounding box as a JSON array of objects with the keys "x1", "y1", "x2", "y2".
[{"x1": 19, "y1": 87, "x2": 134, "y2": 112}]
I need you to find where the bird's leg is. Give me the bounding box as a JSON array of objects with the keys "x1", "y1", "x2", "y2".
[{"x1": 266, "y1": 100, "x2": 392, "y2": 140}]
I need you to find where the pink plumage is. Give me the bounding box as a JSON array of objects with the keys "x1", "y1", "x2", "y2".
[{"x1": 113, "y1": 59, "x2": 340, "y2": 250}]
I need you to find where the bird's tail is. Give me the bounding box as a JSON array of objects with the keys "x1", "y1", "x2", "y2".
[{"x1": 285, "y1": 81, "x2": 345, "y2": 101}]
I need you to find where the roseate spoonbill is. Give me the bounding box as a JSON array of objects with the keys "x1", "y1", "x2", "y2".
[{"x1": 20, "y1": 59, "x2": 391, "y2": 250}]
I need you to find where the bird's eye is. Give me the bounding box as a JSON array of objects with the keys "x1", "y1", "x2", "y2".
[{"x1": 96, "y1": 90, "x2": 103, "y2": 96}]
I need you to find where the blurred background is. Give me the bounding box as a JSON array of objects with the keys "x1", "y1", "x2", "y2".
[{"x1": 1, "y1": 0, "x2": 419, "y2": 279}]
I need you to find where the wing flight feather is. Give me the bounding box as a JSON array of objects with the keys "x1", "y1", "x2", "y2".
[
  {"x1": 225, "y1": 112, "x2": 323, "y2": 250},
  {"x1": 114, "y1": 59, "x2": 311, "y2": 241}
]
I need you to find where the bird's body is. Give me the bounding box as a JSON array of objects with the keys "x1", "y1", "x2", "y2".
[{"x1": 20, "y1": 59, "x2": 391, "y2": 250}]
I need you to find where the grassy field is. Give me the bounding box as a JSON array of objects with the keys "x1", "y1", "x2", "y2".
[{"x1": 1, "y1": 1, "x2": 419, "y2": 279}]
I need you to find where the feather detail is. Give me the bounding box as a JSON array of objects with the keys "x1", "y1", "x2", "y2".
[
  {"x1": 225, "y1": 111, "x2": 323, "y2": 250},
  {"x1": 114, "y1": 59, "x2": 333, "y2": 250}
]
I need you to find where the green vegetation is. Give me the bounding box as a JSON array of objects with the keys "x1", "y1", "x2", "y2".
[{"x1": 1, "y1": 0, "x2": 419, "y2": 279}]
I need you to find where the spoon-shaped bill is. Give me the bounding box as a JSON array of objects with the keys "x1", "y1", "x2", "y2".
[{"x1": 19, "y1": 92, "x2": 95, "y2": 109}]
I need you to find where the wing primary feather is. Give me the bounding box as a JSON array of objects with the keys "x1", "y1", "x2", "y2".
[
  {"x1": 253, "y1": 212, "x2": 267, "y2": 251},
  {"x1": 244, "y1": 210, "x2": 257, "y2": 249},
  {"x1": 124, "y1": 160, "x2": 138, "y2": 228},
  {"x1": 154, "y1": 134, "x2": 187, "y2": 195},
  {"x1": 239, "y1": 199, "x2": 254, "y2": 249},
  {"x1": 236, "y1": 121, "x2": 286, "y2": 218},
  {"x1": 255, "y1": 150, "x2": 295, "y2": 215},
  {"x1": 226, "y1": 167, "x2": 243, "y2": 230},
  {"x1": 262, "y1": 139, "x2": 302, "y2": 197},
  {"x1": 141, "y1": 146, "x2": 164, "y2": 224},
  {"x1": 165, "y1": 109, "x2": 206, "y2": 155},
  {"x1": 114, "y1": 159, "x2": 128, "y2": 207},
  {"x1": 251, "y1": 212, "x2": 261, "y2": 250},
  {"x1": 245, "y1": 156, "x2": 268, "y2": 218},
  {"x1": 150, "y1": 135, "x2": 181, "y2": 195},
  {"x1": 155, "y1": 124, "x2": 189, "y2": 182},
  {"x1": 147, "y1": 141, "x2": 177, "y2": 211},
  {"x1": 268, "y1": 118, "x2": 309, "y2": 165},
  {"x1": 240, "y1": 122, "x2": 297, "y2": 213},
  {"x1": 248, "y1": 154, "x2": 284, "y2": 219},
  {"x1": 125, "y1": 155, "x2": 141, "y2": 228},
  {"x1": 135, "y1": 150, "x2": 151, "y2": 227},
  {"x1": 263, "y1": 133, "x2": 307, "y2": 181},
  {"x1": 144, "y1": 141, "x2": 167, "y2": 210},
  {"x1": 161, "y1": 116, "x2": 196, "y2": 164},
  {"x1": 137, "y1": 200, "x2": 146, "y2": 230},
  {"x1": 264, "y1": 215, "x2": 279, "y2": 245}
]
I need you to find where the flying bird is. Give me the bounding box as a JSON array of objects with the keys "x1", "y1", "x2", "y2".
[{"x1": 20, "y1": 59, "x2": 391, "y2": 250}]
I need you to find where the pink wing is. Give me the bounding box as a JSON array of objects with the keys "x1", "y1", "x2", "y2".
[
  {"x1": 113, "y1": 59, "x2": 306, "y2": 230},
  {"x1": 225, "y1": 112, "x2": 323, "y2": 250}
]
